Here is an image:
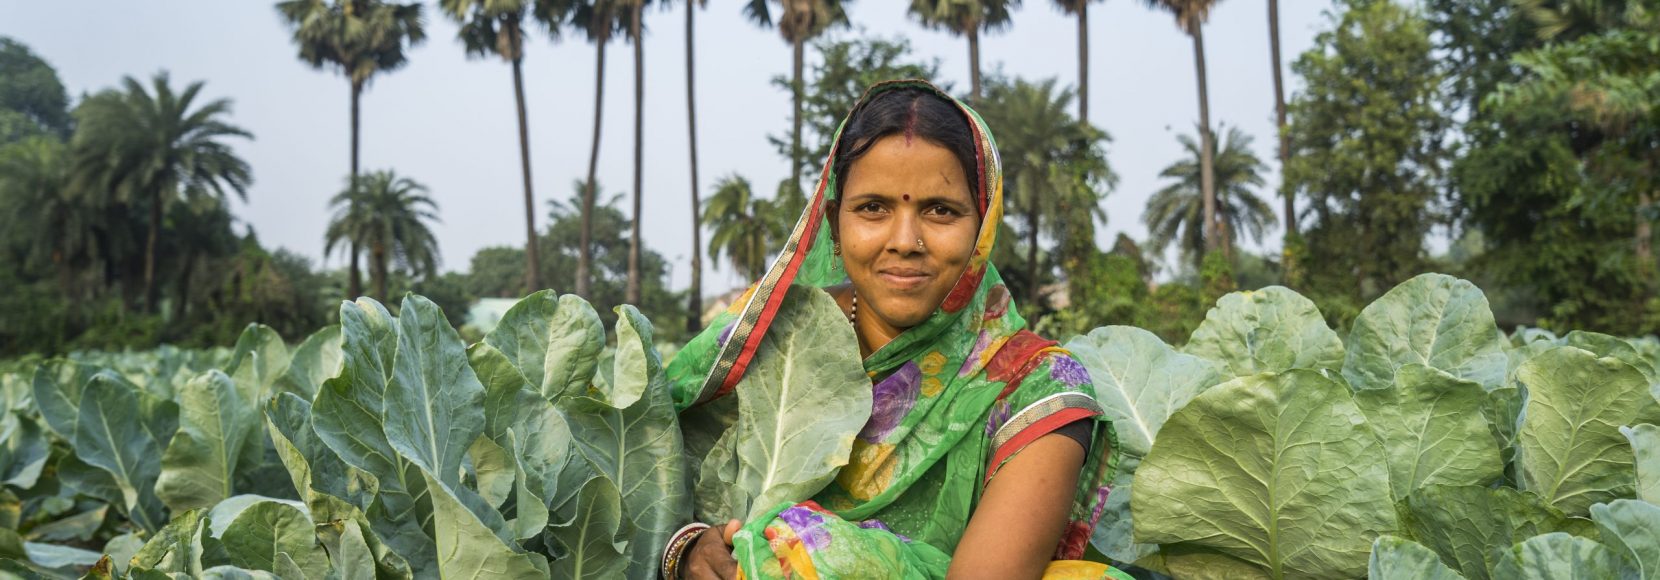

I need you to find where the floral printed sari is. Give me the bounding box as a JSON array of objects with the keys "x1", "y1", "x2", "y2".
[{"x1": 665, "y1": 80, "x2": 1130, "y2": 580}]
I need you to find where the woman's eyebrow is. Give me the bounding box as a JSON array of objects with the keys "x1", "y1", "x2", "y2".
[
  {"x1": 843, "y1": 191, "x2": 895, "y2": 204},
  {"x1": 914, "y1": 192, "x2": 973, "y2": 208}
]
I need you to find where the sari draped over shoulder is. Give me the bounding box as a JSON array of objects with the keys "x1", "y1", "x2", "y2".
[{"x1": 665, "y1": 80, "x2": 1129, "y2": 580}]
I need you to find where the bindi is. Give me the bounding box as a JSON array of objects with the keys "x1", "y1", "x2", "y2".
[{"x1": 902, "y1": 194, "x2": 911, "y2": 201}]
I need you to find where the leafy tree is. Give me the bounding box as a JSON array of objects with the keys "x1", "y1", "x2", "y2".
[
  {"x1": 784, "y1": 36, "x2": 941, "y2": 196},
  {"x1": 466, "y1": 245, "x2": 530, "y2": 298},
  {"x1": 744, "y1": 0, "x2": 851, "y2": 202},
  {"x1": 702, "y1": 174, "x2": 780, "y2": 281},
  {"x1": 1143, "y1": 124, "x2": 1276, "y2": 271},
  {"x1": 1446, "y1": 0, "x2": 1660, "y2": 333},
  {"x1": 0, "y1": 136, "x2": 100, "y2": 296},
  {"x1": 0, "y1": 37, "x2": 71, "y2": 144},
  {"x1": 544, "y1": 180, "x2": 686, "y2": 340},
  {"x1": 70, "y1": 73, "x2": 253, "y2": 313},
  {"x1": 975, "y1": 76, "x2": 1115, "y2": 306},
  {"x1": 907, "y1": 0, "x2": 1018, "y2": 102},
  {"x1": 1285, "y1": 0, "x2": 1449, "y2": 300},
  {"x1": 440, "y1": 0, "x2": 548, "y2": 295},
  {"x1": 324, "y1": 170, "x2": 441, "y2": 301},
  {"x1": 276, "y1": 0, "x2": 426, "y2": 299},
  {"x1": 1143, "y1": 0, "x2": 1222, "y2": 257}
]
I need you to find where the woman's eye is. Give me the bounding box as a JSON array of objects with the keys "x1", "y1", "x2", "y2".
[
  {"x1": 855, "y1": 202, "x2": 885, "y2": 214},
  {"x1": 925, "y1": 205, "x2": 960, "y2": 217}
]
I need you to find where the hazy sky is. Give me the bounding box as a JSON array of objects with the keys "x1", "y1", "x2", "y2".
[{"x1": 2, "y1": 0, "x2": 1334, "y2": 294}]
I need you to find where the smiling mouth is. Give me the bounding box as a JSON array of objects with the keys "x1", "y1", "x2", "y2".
[{"x1": 877, "y1": 268, "x2": 933, "y2": 290}]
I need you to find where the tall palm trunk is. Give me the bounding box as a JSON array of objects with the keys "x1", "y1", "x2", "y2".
[
  {"x1": 173, "y1": 251, "x2": 194, "y2": 321},
  {"x1": 967, "y1": 23, "x2": 982, "y2": 102},
  {"x1": 144, "y1": 189, "x2": 161, "y2": 313},
  {"x1": 579, "y1": 38, "x2": 607, "y2": 298},
  {"x1": 372, "y1": 241, "x2": 389, "y2": 302},
  {"x1": 1269, "y1": 0, "x2": 1293, "y2": 238},
  {"x1": 1191, "y1": 23, "x2": 1218, "y2": 255},
  {"x1": 791, "y1": 36, "x2": 805, "y2": 200},
  {"x1": 349, "y1": 79, "x2": 364, "y2": 299},
  {"x1": 510, "y1": 18, "x2": 542, "y2": 295},
  {"x1": 627, "y1": 3, "x2": 645, "y2": 305},
  {"x1": 687, "y1": 4, "x2": 704, "y2": 332},
  {"x1": 1077, "y1": 2, "x2": 1089, "y2": 125}
]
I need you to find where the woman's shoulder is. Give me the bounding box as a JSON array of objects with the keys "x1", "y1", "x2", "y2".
[{"x1": 983, "y1": 329, "x2": 1092, "y2": 395}]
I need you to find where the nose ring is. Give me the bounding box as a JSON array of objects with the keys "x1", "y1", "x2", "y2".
[{"x1": 916, "y1": 238, "x2": 925, "y2": 249}]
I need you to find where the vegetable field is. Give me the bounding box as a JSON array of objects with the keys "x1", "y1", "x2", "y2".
[{"x1": 1, "y1": 273, "x2": 1657, "y2": 579}]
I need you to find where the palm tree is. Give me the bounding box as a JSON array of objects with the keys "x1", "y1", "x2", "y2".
[
  {"x1": 1267, "y1": 0, "x2": 1292, "y2": 241},
  {"x1": 743, "y1": 0, "x2": 851, "y2": 202},
  {"x1": 1143, "y1": 125, "x2": 1276, "y2": 271},
  {"x1": 0, "y1": 136, "x2": 102, "y2": 297},
  {"x1": 685, "y1": 0, "x2": 708, "y2": 331},
  {"x1": 324, "y1": 169, "x2": 440, "y2": 301},
  {"x1": 622, "y1": 0, "x2": 652, "y2": 306},
  {"x1": 908, "y1": 0, "x2": 1019, "y2": 102},
  {"x1": 703, "y1": 174, "x2": 778, "y2": 281},
  {"x1": 1144, "y1": 0, "x2": 1220, "y2": 256},
  {"x1": 276, "y1": 0, "x2": 425, "y2": 299},
  {"x1": 440, "y1": 0, "x2": 547, "y2": 295},
  {"x1": 975, "y1": 77, "x2": 1113, "y2": 298},
  {"x1": 561, "y1": 0, "x2": 625, "y2": 299},
  {"x1": 1052, "y1": 0, "x2": 1102, "y2": 125},
  {"x1": 71, "y1": 73, "x2": 253, "y2": 313}
]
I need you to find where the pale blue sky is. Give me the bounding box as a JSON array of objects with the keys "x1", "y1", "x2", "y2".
[{"x1": 2, "y1": 0, "x2": 1334, "y2": 293}]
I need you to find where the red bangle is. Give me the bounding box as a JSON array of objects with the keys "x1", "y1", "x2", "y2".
[{"x1": 661, "y1": 522, "x2": 711, "y2": 580}]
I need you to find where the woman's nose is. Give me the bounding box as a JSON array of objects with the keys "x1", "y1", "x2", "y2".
[{"x1": 885, "y1": 212, "x2": 924, "y2": 255}]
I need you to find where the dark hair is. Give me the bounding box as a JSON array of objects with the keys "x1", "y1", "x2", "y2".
[{"x1": 831, "y1": 87, "x2": 980, "y2": 205}]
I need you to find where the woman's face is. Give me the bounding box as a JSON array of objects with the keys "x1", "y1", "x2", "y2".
[{"x1": 835, "y1": 134, "x2": 980, "y2": 331}]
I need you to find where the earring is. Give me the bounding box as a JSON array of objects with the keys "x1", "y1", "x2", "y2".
[{"x1": 833, "y1": 241, "x2": 842, "y2": 256}]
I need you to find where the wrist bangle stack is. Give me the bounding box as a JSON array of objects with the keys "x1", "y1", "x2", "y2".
[{"x1": 661, "y1": 522, "x2": 711, "y2": 579}]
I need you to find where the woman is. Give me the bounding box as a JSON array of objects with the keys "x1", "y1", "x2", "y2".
[{"x1": 662, "y1": 80, "x2": 1128, "y2": 580}]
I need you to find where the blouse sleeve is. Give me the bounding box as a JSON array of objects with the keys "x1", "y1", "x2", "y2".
[{"x1": 982, "y1": 351, "x2": 1107, "y2": 485}]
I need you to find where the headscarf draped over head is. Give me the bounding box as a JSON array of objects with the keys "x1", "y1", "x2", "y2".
[{"x1": 666, "y1": 80, "x2": 1129, "y2": 580}]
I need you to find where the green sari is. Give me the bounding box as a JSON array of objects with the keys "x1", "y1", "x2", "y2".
[{"x1": 666, "y1": 80, "x2": 1128, "y2": 580}]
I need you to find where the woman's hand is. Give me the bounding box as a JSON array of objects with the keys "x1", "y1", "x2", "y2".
[{"x1": 680, "y1": 519, "x2": 742, "y2": 580}]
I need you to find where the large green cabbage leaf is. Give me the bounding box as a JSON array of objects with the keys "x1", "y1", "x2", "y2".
[
  {"x1": 558, "y1": 306, "x2": 689, "y2": 578},
  {"x1": 1182, "y1": 286, "x2": 1344, "y2": 381},
  {"x1": 1368, "y1": 535, "x2": 1465, "y2": 580},
  {"x1": 1064, "y1": 325, "x2": 1221, "y2": 459},
  {"x1": 1353, "y1": 364, "x2": 1503, "y2": 499},
  {"x1": 1064, "y1": 326, "x2": 1220, "y2": 564},
  {"x1": 72, "y1": 373, "x2": 176, "y2": 532},
  {"x1": 545, "y1": 476, "x2": 630, "y2": 579},
  {"x1": 1591, "y1": 499, "x2": 1660, "y2": 579},
  {"x1": 156, "y1": 370, "x2": 259, "y2": 513},
  {"x1": 1396, "y1": 484, "x2": 1597, "y2": 580},
  {"x1": 420, "y1": 470, "x2": 549, "y2": 579},
  {"x1": 218, "y1": 500, "x2": 328, "y2": 579},
  {"x1": 1490, "y1": 533, "x2": 1626, "y2": 580},
  {"x1": 276, "y1": 324, "x2": 342, "y2": 401},
  {"x1": 699, "y1": 286, "x2": 869, "y2": 523},
  {"x1": 1627, "y1": 424, "x2": 1660, "y2": 504},
  {"x1": 1131, "y1": 369, "x2": 1397, "y2": 579},
  {"x1": 484, "y1": 290, "x2": 605, "y2": 403},
  {"x1": 1343, "y1": 273, "x2": 1509, "y2": 392},
  {"x1": 1516, "y1": 346, "x2": 1660, "y2": 515}
]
